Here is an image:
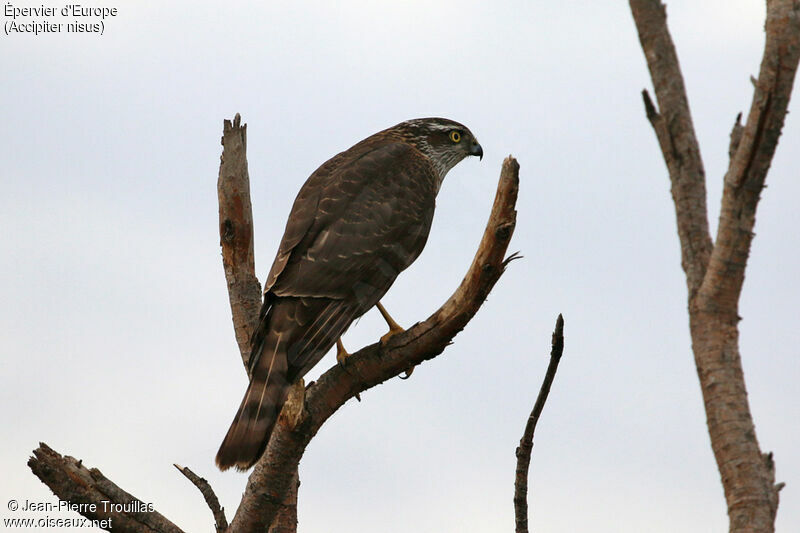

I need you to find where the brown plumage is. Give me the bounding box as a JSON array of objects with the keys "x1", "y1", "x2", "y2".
[{"x1": 216, "y1": 117, "x2": 483, "y2": 471}]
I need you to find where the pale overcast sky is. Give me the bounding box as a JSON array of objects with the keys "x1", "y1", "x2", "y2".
[{"x1": 2, "y1": 1, "x2": 798, "y2": 532}]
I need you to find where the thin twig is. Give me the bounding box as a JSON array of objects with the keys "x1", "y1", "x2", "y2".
[
  {"x1": 173, "y1": 464, "x2": 228, "y2": 533},
  {"x1": 514, "y1": 314, "x2": 565, "y2": 533}
]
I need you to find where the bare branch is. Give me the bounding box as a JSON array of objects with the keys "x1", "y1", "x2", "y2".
[
  {"x1": 228, "y1": 156, "x2": 520, "y2": 532},
  {"x1": 631, "y1": 1, "x2": 800, "y2": 530},
  {"x1": 700, "y1": 0, "x2": 800, "y2": 311},
  {"x1": 28, "y1": 443, "x2": 184, "y2": 533},
  {"x1": 514, "y1": 314, "x2": 565, "y2": 533},
  {"x1": 173, "y1": 464, "x2": 227, "y2": 533},
  {"x1": 630, "y1": 0, "x2": 713, "y2": 296},
  {"x1": 218, "y1": 113, "x2": 262, "y2": 374}
]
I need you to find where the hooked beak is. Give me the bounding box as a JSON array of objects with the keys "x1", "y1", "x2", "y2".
[{"x1": 469, "y1": 141, "x2": 483, "y2": 160}]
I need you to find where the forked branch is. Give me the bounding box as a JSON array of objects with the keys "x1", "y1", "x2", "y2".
[{"x1": 630, "y1": 1, "x2": 799, "y2": 531}]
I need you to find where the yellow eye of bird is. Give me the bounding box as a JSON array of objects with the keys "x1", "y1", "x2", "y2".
[{"x1": 449, "y1": 131, "x2": 461, "y2": 143}]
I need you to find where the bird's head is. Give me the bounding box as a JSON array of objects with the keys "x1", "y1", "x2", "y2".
[{"x1": 393, "y1": 117, "x2": 483, "y2": 189}]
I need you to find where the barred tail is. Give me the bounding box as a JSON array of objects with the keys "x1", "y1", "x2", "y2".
[
  {"x1": 215, "y1": 338, "x2": 290, "y2": 471},
  {"x1": 216, "y1": 296, "x2": 357, "y2": 471}
]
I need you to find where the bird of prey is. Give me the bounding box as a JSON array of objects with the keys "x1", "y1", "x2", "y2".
[{"x1": 216, "y1": 117, "x2": 483, "y2": 471}]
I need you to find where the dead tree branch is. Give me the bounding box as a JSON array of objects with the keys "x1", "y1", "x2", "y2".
[
  {"x1": 514, "y1": 314, "x2": 565, "y2": 533},
  {"x1": 174, "y1": 464, "x2": 228, "y2": 533},
  {"x1": 218, "y1": 113, "x2": 262, "y2": 374},
  {"x1": 630, "y1": 1, "x2": 799, "y2": 531},
  {"x1": 632, "y1": 3, "x2": 713, "y2": 297},
  {"x1": 227, "y1": 156, "x2": 520, "y2": 532},
  {"x1": 28, "y1": 443, "x2": 184, "y2": 533}
]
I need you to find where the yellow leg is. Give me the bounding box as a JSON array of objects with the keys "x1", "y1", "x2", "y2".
[
  {"x1": 336, "y1": 338, "x2": 361, "y2": 401},
  {"x1": 336, "y1": 338, "x2": 350, "y2": 366},
  {"x1": 376, "y1": 301, "x2": 405, "y2": 344},
  {"x1": 376, "y1": 302, "x2": 415, "y2": 379}
]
